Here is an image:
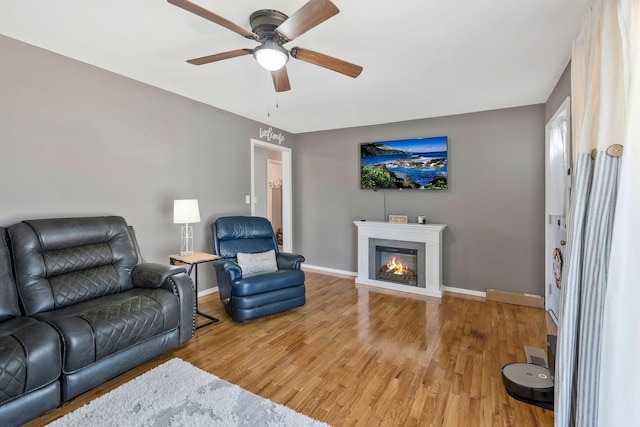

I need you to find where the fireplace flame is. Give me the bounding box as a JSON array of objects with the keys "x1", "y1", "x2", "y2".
[{"x1": 386, "y1": 256, "x2": 408, "y2": 275}]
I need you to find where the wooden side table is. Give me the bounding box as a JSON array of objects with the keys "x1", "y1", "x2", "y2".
[{"x1": 169, "y1": 251, "x2": 221, "y2": 329}]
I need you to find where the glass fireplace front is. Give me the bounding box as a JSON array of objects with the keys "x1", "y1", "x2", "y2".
[{"x1": 375, "y1": 246, "x2": 418, "y2": 286}]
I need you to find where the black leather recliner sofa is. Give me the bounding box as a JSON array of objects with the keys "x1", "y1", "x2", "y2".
[
  {"x1": 0, "y1": 216, "x2": 196, "y2": 426},
  {"x1": 211, "y1": 216, "x2": 305, "y2": 322},
  {"x1": 0, "y1": 230, "x2": 62, "y2": 427}
]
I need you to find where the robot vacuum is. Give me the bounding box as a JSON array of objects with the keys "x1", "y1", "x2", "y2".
[{"x1": 501, "y1": 362, "x2": 554, "y2": 410}]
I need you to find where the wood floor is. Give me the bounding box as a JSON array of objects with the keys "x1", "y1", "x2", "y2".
[{"x1": 25, "y1": 272, "x2": 554, "y2": 427}]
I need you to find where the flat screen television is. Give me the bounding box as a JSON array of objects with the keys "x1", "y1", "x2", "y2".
[{"x1": 360, "y1": 136, "x2": 448, "y2": 190}]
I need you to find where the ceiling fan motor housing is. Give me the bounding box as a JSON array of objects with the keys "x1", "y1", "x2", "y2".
[{"x1": 249, "y1": 9, "x2": 289, "y2": 42}]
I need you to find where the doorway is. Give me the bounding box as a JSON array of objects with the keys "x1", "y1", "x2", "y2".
[
  {"x1": 250, "y1": 139, "x2": 293, "y2": 253},
  {"x1": 267, "y1": 159, "x2": 283, "y2": 249},
  {"x1": 545, "y1": 96, "x2": 571, "y2": 324}
]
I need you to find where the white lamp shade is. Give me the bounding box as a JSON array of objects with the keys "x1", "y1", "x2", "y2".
[{"x1": 173, "y1": 199, "x2": 201, "y2": 224}]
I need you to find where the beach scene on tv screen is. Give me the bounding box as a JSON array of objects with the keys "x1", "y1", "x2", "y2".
[{"x1": 360, "y1": 136, "x2": 448, "y2": 190}]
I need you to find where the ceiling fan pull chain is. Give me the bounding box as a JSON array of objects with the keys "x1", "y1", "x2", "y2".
[{"x1": 267, "y1": 73, "x2": 272, "y2": 117}]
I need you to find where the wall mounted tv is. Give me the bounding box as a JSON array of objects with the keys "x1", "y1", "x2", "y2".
[{"x1": 360, "y1": 136, "x2": 448, "y2": 190}]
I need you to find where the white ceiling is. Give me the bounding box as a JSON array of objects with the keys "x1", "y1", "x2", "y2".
[{"x1": 0, "y1": 0, "x2": 592, "y2": 134}]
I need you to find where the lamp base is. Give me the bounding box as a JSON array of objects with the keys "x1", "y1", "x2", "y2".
[{"x1": 180, "y1": 224, "x2": 194, "y2": 256}]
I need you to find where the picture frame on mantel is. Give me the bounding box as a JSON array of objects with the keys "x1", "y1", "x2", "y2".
[{"x1": 388, "y1": 215, "x2": 408, "y2": 223}]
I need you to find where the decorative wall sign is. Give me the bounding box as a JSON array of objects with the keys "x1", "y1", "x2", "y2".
[{"x1": 259, "y1": 127, "x2": 286, "y2": 145}]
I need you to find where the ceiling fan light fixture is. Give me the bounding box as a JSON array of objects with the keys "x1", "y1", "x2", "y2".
[{"x1": 254, "y1": 41, "x2": 289, "y2": 71}]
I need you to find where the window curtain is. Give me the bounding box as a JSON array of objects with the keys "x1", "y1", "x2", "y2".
[{"x1": 554, "y1": 0, "x2": 638, "y2": 426}]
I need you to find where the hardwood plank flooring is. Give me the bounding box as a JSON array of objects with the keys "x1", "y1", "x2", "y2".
[{"x1": 25, "y1": 272, "x2": 554, "y2": 426}]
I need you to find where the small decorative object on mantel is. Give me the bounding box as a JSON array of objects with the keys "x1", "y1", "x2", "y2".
[
  {"x1": 388, "y1": 215, "x2": 408, "y2": 223},
  {"x1": 418, "y1": 215, "x2": 427, "y2": 224}
]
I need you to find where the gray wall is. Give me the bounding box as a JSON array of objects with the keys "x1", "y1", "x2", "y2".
[
  {"x1": 545, "y1": 62, "x2": 571, "y2": 123},
  {"x1": 1, "y1": 33, "x2": 565, "y2": 297},
  {"x1": 294, "y1": 105, "x2": 545, "y2": 295},
  {"x1": 0, "y1": 35, "x2": 294, "y2": 291}
]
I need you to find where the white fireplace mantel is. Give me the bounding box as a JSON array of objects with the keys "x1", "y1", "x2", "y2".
[{"x1": 353, "y1": 221, "x2": 447, "y2": 297}]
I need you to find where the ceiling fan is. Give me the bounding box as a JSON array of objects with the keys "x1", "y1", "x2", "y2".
[{"x1": 167, "y1": 0, "x2": 363, "y2": 92}]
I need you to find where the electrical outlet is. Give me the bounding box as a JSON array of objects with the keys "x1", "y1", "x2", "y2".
[{"x1": 245, "y1": 195, "x2": 251, "y2": 204}]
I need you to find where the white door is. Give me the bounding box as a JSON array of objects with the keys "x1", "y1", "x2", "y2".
[{"x1": 545, "y1": 97, "x2": 571, "y2": 324}]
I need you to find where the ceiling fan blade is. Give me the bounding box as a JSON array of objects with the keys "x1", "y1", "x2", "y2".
[
  {"x1": 290, "y1": 47, "x2": 363, "y2": 78},
  {"x1": 187, "y1": 49, "x2": 253, "y2": 65},
  {"x1": 167, "y1": 0, "x2": 257, "y2": 40},
  {"x1": 271, "y1": 68, "x2": 291, "y2": 92},
  {"x1": 275, "y1": 0, "x2": 339, "y2": 41}
]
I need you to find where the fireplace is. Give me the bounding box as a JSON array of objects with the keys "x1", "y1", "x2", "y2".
[
  {"x1": 355, "y1": 221, "x2": 446, "y2": 297},
  {"x1": 376, "y1": 246, "x2": 418, "y2": 285},
  {"x1": 369, "y1": 239, "x2": 426, "y2": 288}
]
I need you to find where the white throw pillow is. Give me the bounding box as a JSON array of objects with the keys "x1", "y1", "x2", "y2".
[{"x1": 236, "y1": 250, "x2": 278, "y2": 277}]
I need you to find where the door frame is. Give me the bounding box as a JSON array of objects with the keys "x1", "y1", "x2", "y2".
[
  {"x1": 544, "y1": 96, "x2": 571, "y2": 324},
  {"x1": 250, "y1": 139, "x2": 293, "y2": 253}
]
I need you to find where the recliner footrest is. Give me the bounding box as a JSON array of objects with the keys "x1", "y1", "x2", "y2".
[
  {"x1": 232, "y1": 284, "x2": 305, "y2": 309},
  {"x1": 233, "y1": 269, "x2": 305, "y2": 296}
]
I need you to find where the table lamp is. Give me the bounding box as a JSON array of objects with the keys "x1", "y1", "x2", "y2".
[{"x1": 173, "y1": 199, "x2": 200, "y2": 256}]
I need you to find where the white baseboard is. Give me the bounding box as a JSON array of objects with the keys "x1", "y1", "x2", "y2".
[
  {"x1": 443, "y1": 286, "x2": 486, "y2": 298},
  {"x1": 486, "y1": 288, "x2": 544, "y2": 308},
  {"x1": 198, "y1": 286, "x2": 218, "y2": 298},
  {"x1": 302, "y1": 264, "x2": 357, "y2": 279}
]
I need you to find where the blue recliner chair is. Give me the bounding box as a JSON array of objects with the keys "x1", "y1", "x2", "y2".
[{"x1": 211, "y1": 216, "x2": 305, "y2": 322}]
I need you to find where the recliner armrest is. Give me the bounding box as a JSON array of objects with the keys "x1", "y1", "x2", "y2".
[
  {"x1": 276, "y1": 252, "x2": 305, "y2": 270},
  {"x1": 212, "y1": 259, "x2": 243, "y2": 282},
  {"x1": 211, "y1": 259, "x2": 242, "y2": 312},
  {"x1": 132, "y1": 263, "x2": 187, "y2": 288},
  {"x1": 131, "y1": 263, "x2": 195, "y2": 343}
]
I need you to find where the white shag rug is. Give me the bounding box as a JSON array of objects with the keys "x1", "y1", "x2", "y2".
[{"x1": 47, "y1": 358, "x2": 330, "y2": 427}]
